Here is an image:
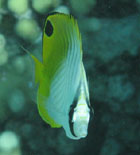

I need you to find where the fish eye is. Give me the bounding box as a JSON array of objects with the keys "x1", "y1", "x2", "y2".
[{"x1": 45, "y1": 20, "x2": 53, "y2": 37}]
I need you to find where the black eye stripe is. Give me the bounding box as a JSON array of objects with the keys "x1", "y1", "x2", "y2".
[
  {"x1": 45, "y1": 20, "x2": 53, "y2": 37},
  {"x1": 69, "y1": 100, "x2": 77, "y2": 137},
  {"x1": 69, "y1": 82, "x2": 81, "y2": 137}
]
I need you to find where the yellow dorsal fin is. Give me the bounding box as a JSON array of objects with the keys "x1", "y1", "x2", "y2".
[
  {"x1": 20, "y1": 46, "x2": 43, "y2": 84},
  {"x1": 30, "y1": 54, "x2": 43, "y2": 84}
]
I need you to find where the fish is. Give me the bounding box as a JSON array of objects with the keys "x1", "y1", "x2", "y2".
[{"x1": 31, "y1": 12, "x2": 93, "y2": 140}]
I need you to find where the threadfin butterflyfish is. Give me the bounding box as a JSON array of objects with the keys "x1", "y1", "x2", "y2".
[{"x1": 31, "y1": 12, "x2": 93, "y2": 140}]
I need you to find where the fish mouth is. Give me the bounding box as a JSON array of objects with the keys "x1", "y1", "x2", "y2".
[{"x1": 73, "y1": 120, "x2": 88, "y2": 138}]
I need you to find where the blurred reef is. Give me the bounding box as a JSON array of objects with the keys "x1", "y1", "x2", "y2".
[{"x1": 0, "y1": 0, "x2": 140, "y2": 155}]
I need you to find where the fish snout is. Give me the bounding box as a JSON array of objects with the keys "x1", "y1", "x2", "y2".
[{"x1": 73, "y1": 120, "x2": 88, "y2": 138}]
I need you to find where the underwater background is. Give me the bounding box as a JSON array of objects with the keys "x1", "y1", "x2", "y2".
[{"x1": 0, "y1": 0, "x2": 140, "y2": 155}]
